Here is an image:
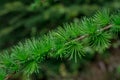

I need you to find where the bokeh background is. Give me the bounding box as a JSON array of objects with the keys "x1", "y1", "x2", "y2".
[{"x1": 0, "y1": 0, "x2": 120, "y2": 80}]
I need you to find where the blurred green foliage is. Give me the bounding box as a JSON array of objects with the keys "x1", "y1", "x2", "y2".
[{"x1": 0, "y1": 0, "x2": 120, "y2": 50}]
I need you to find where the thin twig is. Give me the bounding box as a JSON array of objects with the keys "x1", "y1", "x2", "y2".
[
  {"x1": 65, "y1": 24, "x2": 112, "y2": 45},
  {"x1": 77, "y1": 24, "x2": 112, "y2": 41}
]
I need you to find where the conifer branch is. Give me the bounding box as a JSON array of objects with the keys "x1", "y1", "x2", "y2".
[{"x1": 0, "y1": 9, "x2": 120, "y2": 80}]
